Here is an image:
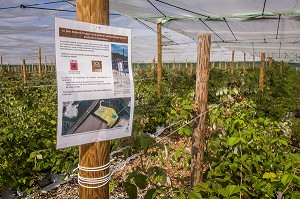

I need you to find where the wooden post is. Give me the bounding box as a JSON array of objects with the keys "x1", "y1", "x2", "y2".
[
  {"x1": 235, "y1": 62, "x2": 238, "y2": 70},
  {"x1": 224, "y1": 62, "x2": 227, "y2": 72},
  {"x1": 252, "y1": 55, "x2": 255, "y2": 71},
  {"x1": 51, "y1": 60, "x2": 54, "y2": 72},
  {"x1": 0, "y1": 54, "x2": 2, "y2": 74},
  {"x1": 280, "y1": 61, "x2": 283, "y2": 76},
  {"x1": 186, "y1": 59, "x2": 188, "y2": 68},
  {"x1": 152, "y1": 56, "x2": 155, "y2": 81},
  {"x1": 22, "y1": 59, "x2": 27, "y2": 84},
  {"x1": 38, "y1": 47, "x2": 42, "y2": 79},
  {"x1": 190, "y1": 62, "x2": 193, "y2": 75},
  {"x1": 230, "y1": 50, "x2": 234, "y2": 74},
  {"x1": 157, "y1": 22, "x2": 162, "y2": 100},
  {"x1": 191, "y1": 34, "x2": 211, "y2": 187},
  {"x1": 77, "y1": 0, "x2": 110, "y2": 199},
  {"x1": 211, "y1": 62, "x2": 215, "y2": 69},
  {"x1": 173, "y1": 57, "x2": 175, "y2": 68},
  {"x1": 268, "y1": 57, "x2": 272, "y2": 68},
  {"x1": 260, "y1": 53, "x2": 265, "y2": 92},
  {"x1": 243, "y1": 53, "x2": 246, "y2": 74},
  {"x1": 44, "y1": 56, "x2": 47, "y2": 72}
]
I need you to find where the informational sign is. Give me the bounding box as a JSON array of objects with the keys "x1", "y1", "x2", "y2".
[{"x1": 55, "y1": 18, "x2": 134, "y2": 149}]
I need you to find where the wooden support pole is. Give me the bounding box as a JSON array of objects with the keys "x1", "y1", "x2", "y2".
[
  {"x1": 77, "y1": 0, "x2": 110, "y2": 199},
  {"x1": 186, "y1": 59, "x2": 188, "y2": 68},
  {"x1": 268, "y1": 57, "x2": 272, "y2": 68},
  {"x1": 230, "y1": 50, "x2": 234, "y2": 74},
  {"x1": 44, "y1": 56, "x2": 47, "y2": 72},
  {"x1": 243, "y1": 53, "x2": 246, "y2": 74},
  {"x1": 22, "y1": 59, "x2": 27, "y2": 84},
  {"x1": 260, "y1": 53, "x2": 265, "y2": 92},
  {"x1": 152, "y1": 56, "x2": 155, "y2": 81},
  {"x1": 252, "y1": 55, "x2": 255, "y2": 71},
  {"x1": 191, "y1": 34, "x2": 211, "y2": 187},
  {"x1": 0, "y1": 54, "x2": 2, "y2": 74},
  {"x1": 190, "y1": 62, "x2": 193, "y2": 75},
  {"x1": 224, "y1": 62, "x2": 227, "y2": 72},
  {"x1": 38, "y1": 47, "x2": 42, "y2": 79},
  {"x1": 280, "y1": 61, "x2": 283, "y2": 76},
  {"x1": 157, "y1": 22, "x2": 162, "y2": 100},
  {"x1": 212, "y1": 62, "x2": 215, "y2": 69}
]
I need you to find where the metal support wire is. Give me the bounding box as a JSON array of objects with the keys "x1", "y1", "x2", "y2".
[
  {"x1": 276, "y1": 14, "x2": 281, "y2": 39},
  {"x1": 153, "y1": 0, "x2": 210, "y2": 18},
  {"x1": 147, "y1": 0, "x2": 166, "y2": 18},
  {"x1": 262, "y1": 0, "x2": 267, "y2": 16},
  {"x1": 134, "y1": 18, "x2": 178, "y2": 45},
  {"x1": 223, "y1": 18, "x2": 237, "y2": 41},
  {"x1": 199, "y1": 19, "x2": 224, "y2": 42}
]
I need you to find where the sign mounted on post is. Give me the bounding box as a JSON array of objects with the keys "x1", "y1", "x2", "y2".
[{"x1": 55, "y1": 18, "x2": 134, "y2": 149}]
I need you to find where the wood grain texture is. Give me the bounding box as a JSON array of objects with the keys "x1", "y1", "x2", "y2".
[
  {"x1": 260, "y1": 53, "x2": 265, "y2": 92},
  {"x1": 38, "y1": 47, "x2": 41, "y2": 79},
  {"x1": 230, "y1": 50, "x2": 234, "y2": 74},
  {"x1": 157, "y1": 22, "x2": 162, "y2": 100},
  {"x1": 0, "y1": 55, "x2": 2, "y2": 74},
  {"x1": 22, "y1": 59, "x2": 26, "y2": 84},
  {"x1": 252, "y1": 55, "x2": 255, "y2": 71},
  {"x1": 191, "y1": 34, "x2": 211, "y2": 187},
  {"x1": 76, "y1": 0, "x2": 110, "y2": 198},
  {"x1": 243, "y1": 53, "x2": 246, "y2": 74}
]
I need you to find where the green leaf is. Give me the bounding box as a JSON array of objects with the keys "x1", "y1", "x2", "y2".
[
  {"x1": 226, "y1": 185, "x2": 240, "y2": 196},
  {"x1": 281, "y1": 174, "x2": 293, "y2": 186},
  {"x1": 217, "y1": 188, "x2": 228, "y2": 198},
  {"x1": 227, "y1": 137, "x2": 240, "y2": 147},
  {"x1": 134, "y1": 174, "x2": 148, "y2": 189},
  {"x1": 262, "y1": 172, "x2": 276, "y2": 179},
  {"x1": 278, "y1": 139, "x2": 288, "y2": 146},
  {"x1": 182, "y1": 105, "x2": 193, "y2": 111},
  {"x1": 123, "y1": 182, "x2": 137, "y2": 199},
  {"x1": 188, "y1": 190, "x2": 203, "y2": 199},
  {"x1": 144, "y1": 189, "x2": 157, "y2": 199}
]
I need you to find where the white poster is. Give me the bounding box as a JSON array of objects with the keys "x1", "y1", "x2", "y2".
[{"x1": 55, "y1": 18, "x2": 134, "y2": 149}]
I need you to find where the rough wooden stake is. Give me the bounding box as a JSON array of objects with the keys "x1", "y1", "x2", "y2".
[
  {"x1": 190, "y1": 62, "x2": 193, "y2": 75},
  {"x1": 0, "y1": 54, "x2": 2, "y2": 74},
  {"x1": 157, "y1": 22, "x2": 162, "y2": 100},
  {"x1": 252, "y1": 55, "x2": 255, "y2": 71},
  {"x1": 260, "y1": 53, "x2": 265, "y2": 92},
  {"x1": 152, "y1": 56, "x2": 155, "y2": 81},
  {"x1": 269, "y1": 57, "x2": 272, "y2": 68},
  {"x1": 211, "y1": 62, "x2": 215, "y2": 69},
  {"x1": 230, "y1": 50, "x2": 234, "y2": 74},
  {"x1": 280, "y1": 61, "x2": 283, "y2": 76},
  {"x1": 243, "y1": 53, "x2": 246, "y2": 74},
  {"x1": 38, "y1": 47, "x2": 42, "y2": 79},
  {"x1": 44, "y1": 56, "x2": 47, "y2": 72},
  {"x1": 191, "y1": 34, "x2": 211, "y2": 187},
  {"x1": 22, "y1": 59, "x2": 26, "y2": 84},
  {"x1": 77, "y1": 0, "x2": 110, "y2": 198}
]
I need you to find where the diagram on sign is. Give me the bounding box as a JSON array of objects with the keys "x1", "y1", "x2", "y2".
[{"x1": 62, "y1": 98, "x2": 131, "y2": 135}]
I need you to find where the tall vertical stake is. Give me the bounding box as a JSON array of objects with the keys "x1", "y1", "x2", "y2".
[
  {"x1": 269, "y1": 57, "x2": 272, "y2": 68},
  {"x1": 76, "y1": 0, "x2": 110, "y2": 198},
  {"x1": 38, "y1": 47, "x2": 42, "y2": 79},
  {"x1": 260, "y1": 53, "x2": 265, "y2": 92},
  {"x1": 44, "y1": 56, "x2": 47, "y2": 72},
  {"x1": 230, "y1": 50, "x2": 234, "y2": 74},
  {"x1": 280, "y1": 61, "x2": 283, "y2": 76},
  {"x1": 243, "y1": 53, "x2": 246, "y2": 74},
  {"x1": 152, "y1": 56, "x2": 156, "y2": 81},
  {"x1": 22, "y1": 59, "x2": 26, "y2": 84},
  {"x1": 157, "y1": 22, "x2": 162, "y2": 100},
  {"x1": 191, "y1": 34, "x2": 211, "y2": 187},
  {"x1": 252, "y1": 54, "x2": 255, "y2": 71},
  {"x1": 0, "y1": 54, "x2": 2, "y2": 74}
]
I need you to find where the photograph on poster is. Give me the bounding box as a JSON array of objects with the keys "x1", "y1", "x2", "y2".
[
  {"x1": 62, "y1": 97, "x2": 131, "y2": 136},
  {"x1": 111, "y1": 44, "x2": 130, "y2": 89}
]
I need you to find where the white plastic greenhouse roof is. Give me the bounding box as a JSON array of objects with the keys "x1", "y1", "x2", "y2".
[{"x1": 0, "y1": 0, "x2": 300, "y2": 64}]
